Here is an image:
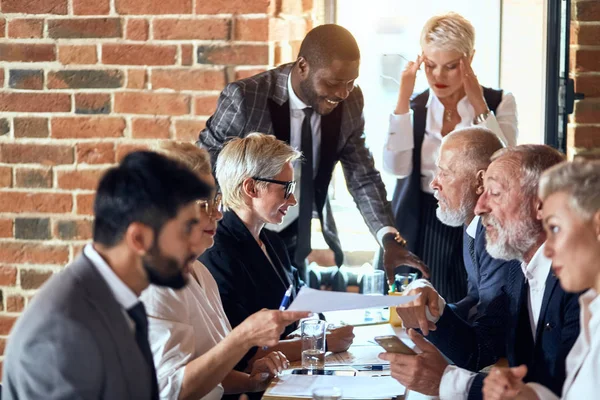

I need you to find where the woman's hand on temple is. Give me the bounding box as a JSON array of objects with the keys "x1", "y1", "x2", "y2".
[
  {"x1": 460, "y1": 56, "x2": 489, "y2": 116},
  {"x1": 395, "y1": 55, "x2": 423, "y2": 115}
]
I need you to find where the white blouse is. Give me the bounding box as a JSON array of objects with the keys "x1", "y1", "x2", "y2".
[
  {"x1": 382, "y1": 91, "x2": 518, "y2": 193},
  {"x1": 140, "y1": 261, "x2": 232, "y2": 400}
]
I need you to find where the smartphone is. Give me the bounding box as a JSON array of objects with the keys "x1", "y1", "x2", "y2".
[{"x1": 374, "y1": 335, "x2": 416, "y2": 355}]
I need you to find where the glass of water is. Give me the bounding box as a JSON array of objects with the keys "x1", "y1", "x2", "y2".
[
  {"x1": 301, "y1": 320, "x2": 327, "y2": 370},
  {"x1": 362, "y1": 269, "x2": 385, "y2": 322},
  {"x1": 312, "y1": 387, "x2": 342, "y2": 400}
]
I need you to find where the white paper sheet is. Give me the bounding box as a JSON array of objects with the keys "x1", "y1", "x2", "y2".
[
  {"x1": 268, "y1": 375, "x2": 406, "y2": 398},
  {"x1": 287, "y1": 287, "x2": 419, "y2": 313}
]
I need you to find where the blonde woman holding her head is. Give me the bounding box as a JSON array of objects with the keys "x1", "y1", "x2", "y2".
[
  {"x1": 139, "y1": 142, "x2": 309, "y2": 400},
  {"x1": 483, "y1": 160, "x2": 600, "y2": 400},
  {"x1": 383, "y1": 12, "x2": 518, "y2": 303}
]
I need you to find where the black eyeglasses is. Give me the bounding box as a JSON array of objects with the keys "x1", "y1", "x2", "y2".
[
  {"x1": 197, "y1": 192, "x2": 222, "y2": 218},
  {"x1": 253, "y1": 177, "x2": 296, "y2": 200}
]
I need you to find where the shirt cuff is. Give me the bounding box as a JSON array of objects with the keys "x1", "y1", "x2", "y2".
[
  {"x1": 385, "y1": 111, "x2": 414, "y2": 152},
  {"x1": 526, "y1": 382, "x2": 559, "y2": 400},
  {"x1": 401, "y1": 279, "x2": 446, "y2": 323},
  {"x1": 439, "y1": 365, "x2": 476, "y2": 400},
  {"x1": 376, "y1": 226, "x2": 398, "y2": 247}
]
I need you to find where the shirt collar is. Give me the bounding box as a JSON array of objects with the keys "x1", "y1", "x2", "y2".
[
  {"x1": 287, "y1": 72, "x2": 309, "y2": 110},
  {"x1": 520, "y1": 242, "x2": 552, "y2": 282},
  {"x1": 84, "y1": 243, "x2": 139, "y2": 311},
  {"x1": 466, "y1": 215, "x2": 480, "y2": 239},
  {"x1": 580, "y1": 289, "x2": 600, "y2": 317}
]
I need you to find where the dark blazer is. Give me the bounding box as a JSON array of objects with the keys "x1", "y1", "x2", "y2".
[
  {"x1": 427, "y1": 252, "x2": 580, "y2": 400},
  {"x1": 198, "y1": 63, "x2": 395, "y2": 266},
  {"x1": 200, "y1": 210, "x2": 304, "y2": 370},
  {"x1": 2, "y1": 255, "x2": 154, "y2": 400}
]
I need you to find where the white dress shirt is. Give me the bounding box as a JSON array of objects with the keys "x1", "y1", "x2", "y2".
[
  {"x1": 466, "y1": 215, "x2": 480, "y2": 240},
  {"x1": 140, "y1": 261, "x2": 232, "y2": 400},
  {"x1": 267, "y1": 74, "x2": 397, "y2": 245},
  {"x1": 83, "y1": 244, "x2": 138, "y2": 331},
  {"x1": 438, "y1": 243, "x2": 551, "y2": 400},
  {"x1": 382, "y1": 91, "x2": 518, "y2": 193},
  {"x1": 526, "y1": 289, "x2": 600, "y2": 400}
]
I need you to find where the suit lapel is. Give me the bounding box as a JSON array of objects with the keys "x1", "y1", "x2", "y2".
[{"x1": 535, "y1": 269, "x2": 559, "y2": 342}]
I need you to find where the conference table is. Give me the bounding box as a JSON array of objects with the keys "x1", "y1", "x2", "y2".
[{"x1": 263, "y1": 310, "x2": 437, "y2": 400}]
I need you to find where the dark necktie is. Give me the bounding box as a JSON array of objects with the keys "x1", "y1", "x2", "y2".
[
  {"x1": 127, "y1": 302, "x2": 159, "y2": 400},
  {"x1": 467, "y1": 235, "x2": 476, "y2": 267},
  {"x1": 296, "y1": 107, "x2": 314, "y2": 266}
]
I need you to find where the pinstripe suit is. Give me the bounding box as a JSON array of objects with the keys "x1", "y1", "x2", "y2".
[{"x1": 198, "y1": 63, "x2": 395, "y2": 266}]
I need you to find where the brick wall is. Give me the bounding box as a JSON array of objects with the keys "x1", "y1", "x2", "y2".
[
  {"x1": 570, "y1": 0, "x2": 600, "y2": 158},
  {"x1": 0, "y1": 0, "x2": 314, "y2": 368}
]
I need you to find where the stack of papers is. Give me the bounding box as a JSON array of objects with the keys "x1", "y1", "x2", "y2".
[{"x1": 268, "y1": 375, "x2": 406, "y2": 398}]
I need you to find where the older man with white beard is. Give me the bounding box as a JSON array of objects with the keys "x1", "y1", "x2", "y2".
[{"x1": 379, "y1": 145, "x2": 580, "y2": 400}]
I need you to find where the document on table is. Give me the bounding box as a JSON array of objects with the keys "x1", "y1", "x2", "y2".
[
  {"x1": 287, "y1": 287, "x2": 419, "y2": 313},
  {"x1": 325, "y1": 345, "x2": 389, "y2": 366},
  {"x1": 268, "y1": 375, "x2": 406, "y2": 398}
]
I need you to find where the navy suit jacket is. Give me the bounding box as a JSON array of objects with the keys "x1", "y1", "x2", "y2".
[{"x1": 428, "y1": 250, "x2": 580, "y2": 400}]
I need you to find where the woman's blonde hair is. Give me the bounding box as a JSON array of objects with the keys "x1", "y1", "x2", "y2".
[
  {"x1": 154, "y1": 141, "x2": 212, "y2": 177},
  {"x1": 420, "y1": 12, "x2": 476, "y2": 56},
  {"x1": 216, "y1": 132, "x2": 301, "y2": 211},
  {"x1": 539, "y1": 160, "x2": 600, "y2": 220}
]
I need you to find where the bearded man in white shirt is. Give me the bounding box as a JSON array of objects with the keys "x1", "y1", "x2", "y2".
[{"x1": 379, "y1": 145, "x2": 580, "y2": 400}]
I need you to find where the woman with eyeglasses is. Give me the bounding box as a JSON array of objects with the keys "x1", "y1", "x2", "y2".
[
  {"x1": 140, "y1": 141, "x2": 310, "y2": 400},
  {"x1": 201, "y1": 133, "x2": 355, "y2": 378}
]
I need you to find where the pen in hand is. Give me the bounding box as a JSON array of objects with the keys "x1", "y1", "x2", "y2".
[{"x1": 263, "y1": 284, "x2": 294, "y2": 350}]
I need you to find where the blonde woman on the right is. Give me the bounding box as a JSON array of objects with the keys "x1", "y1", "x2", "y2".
[{"x1": 483, "y1": 160, "x2": 600, "y2": 400}]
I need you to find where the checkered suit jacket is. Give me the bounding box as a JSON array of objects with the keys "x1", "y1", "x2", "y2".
[{"x1": 198, "y1": 63, "x2": 395, "y2": 264}]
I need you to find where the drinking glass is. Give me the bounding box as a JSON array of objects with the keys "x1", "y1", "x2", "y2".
[
  {"x1": 301, "y1": 320, "x2": 327, "y2": 370},
  {"x1": 312, "y1": 387, "x2": 342, "y2": 400}
]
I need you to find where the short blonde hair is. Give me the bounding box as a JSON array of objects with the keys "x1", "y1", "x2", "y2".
[
  {"x1": 154, "y1": 141, "x2": 212, "y2": 177},
  {"x1": 420, "y1": 12, "x2": 476, "y2": 56},
  {"x1": 539, "y1": 160, "x2": 600, "y2": 220},
  {"x1": 216, "y1": 133, "x2": 301, "y2": 210}
]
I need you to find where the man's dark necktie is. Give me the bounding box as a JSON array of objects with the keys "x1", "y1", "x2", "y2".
[
  {"x1": 467, "y1": 235, "x2": 476, "y2": 267},
  {"x1": 127, "y1": 302, "x2": 159, "y2": 400},
  {"x1": 295, "y1": 107, "x2": 314, "y2": 267}
]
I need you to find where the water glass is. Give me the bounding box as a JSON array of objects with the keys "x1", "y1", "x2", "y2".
[
  {"x1": 362, "y1": 269, "x2": 385, "y2": 295},
  {"x1": 301, "y1": 320, "x2": 327, "y2": 370},
  {"x1": 312, "y1": 387, "x2": 343, "y2": 400}
]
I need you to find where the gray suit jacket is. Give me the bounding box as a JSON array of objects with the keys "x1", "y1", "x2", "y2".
[
  {"x1": 2, "y1": 254, "x2": 153, "y2": 400},
  {"x1": 198, "y1": 63, "x2": 394, "y2": 263}
]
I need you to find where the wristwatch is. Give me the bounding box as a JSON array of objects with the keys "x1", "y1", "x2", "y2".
[
  {"x1": 473, "y1": 109, "x2": 491, "y2": 124},
  {"x1": 383, "y1": 232, "x2": 407, "y2": 248}
]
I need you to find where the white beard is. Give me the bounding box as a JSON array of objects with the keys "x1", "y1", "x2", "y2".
[
  {"x1": 434, "y1": 189, "x2": 475, "y2": 227},
  {"x1": 483, "y1": 208, "x2": 540, "y2": 261}
]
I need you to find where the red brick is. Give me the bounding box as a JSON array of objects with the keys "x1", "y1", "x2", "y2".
[
  {"x1": 54, "y1": 219, "x2": 93, "y2": 240},
  {"x1": 151, "y1": 69, "x2": 226, "y2": 91},
  {"x1": 51, "y1": 117, "x2": 125, "y2": 139},
  {"x1": 116, "y1": 0, "x2": 192, "y2": 14},
  {"x1": 153, "y1": 18, "x2": 229, "y2": 40},
  {"x1": 198, "y1": 44, "x2": 269, "y2": 66},
  {"x1": 8, "y1": 19, "x2": 44, "y2": 39},
  {"x1": 75, "y1": 93, "x2": 111, "y2": 114},
  {"x1": 73, "y1": 0, "x2": 110, "y2": 15},
  {"x1": 126, "y1": 19, "x2": 149, "y2": 41},
  {"x1": 76, "y1": 142, "x2": 115, "y2": 164},
  {"x1": 182, "y1": 44, "x2": 194, "y2": 66},
  {"x1": 0, "y1": 19, "x2": 5, "y2": 38},
  {"x1": 0, "y1": 338, "x2": 5, "y2": 356},
  {"x1": 116, "y1": 143, "x2": 150, "y2": 162},
  {"x1": 234, "y1": 67, "x2": 267, "y2": 80},
  {"x1": 196, "y1": 0, "x2": 273, "y2": 14},
  {"x1": 0, "y1": 43, "x2": 55, "y2": 62},
  {"x1": 572, "y1": 49, "x2": 600, "y2": 73},
  {"x1": 194, "y1": 95, "x2": 219, "y2": 115},
  {"x1": 0, "y1": 192, "x2": 72, "y2": 213},
  {"x1": 0, "y1": 118, "x2": 9, "y2": 135},
  {"x1": 8, "y1": 69, "x2": 44, "y2": 90},
  {"x1": 234, "y1": 17, "x2": 269, "y2": 41},
  {"x1": 71, "y1": 244, "x2": 85, "y2": 257},
  {"x1": 574, "y1": 74, "x2": 600, "y2": 98},
  {"x1": 0, "y1": 143, "x2": 73, "y2": 165},
  {"x1": 132, "y1": 118, "x2": 171, "y2": 139},
  {"x1": 0, "y1": 68, "x2": 4, "y2": 86},
  {"x1": 76, "y1": 193, "x2": 95, "y2": 215},
  {"x1": 568, "y1": 124, "x2": 600, "y2": 148},
  {"x1": 0, "y1": 316, "x2": 17, "y2": 335},
  {"x1": 0, "y1": 93, "x2": 70, "y2": 113},
  {"x1": 20, "y1": 268, "x2": 56, "y2": 288},
  {"x1": 0, "y1": 220, "x2": 13, "y2": 238},
  {"x1": 14, "y1": 117, "x2": 49, "y2": 138},
  {"x1": 115, "y1": 92, "x2": 190, "y2": 116},
  {"x1": 102, "y1": 44, "x2": 177, "y2": 66},
  {"x1": 48, "y1": 18, "x2": 122, "y2": 39},
  {"x1": 127, "y1": 69, "x2": 147, "y2": 89},
  {"x1": 574, "y1": 1, "x2": 600, "y2": 22},
  {"x1": 15, "y1": 167, "x2": 52, "y2": 188},
  {"x1": 6, "y1": 295, "x2": 24, "y2": 312},
  {"x1": 574, "y1": 99, "x2": 600, "y2": 124},
  {"x1": 0, "y1": 244, "x2": 66, "y2": 265},
  {"x1": 571, "y1": 23, "x2": 600, "y2": 46},
  {"x1": 57, "y1": 168, "x2": 106, "y2": 190},
  {"x1": 58, "y1": 45, "x2": 97, "y2": 65},
  {"x1": 0, "y1": 167, "x2": 11, "y2": 188},
  {"x1": 0, "y1": 266, "x2": 17, "y2": 286},
  {"x1": 174, "y1": 119, "x2": 205, "y2": 141},
  {"x1": 2, "y1": 0, "x2": 67, "y2": 14}
]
